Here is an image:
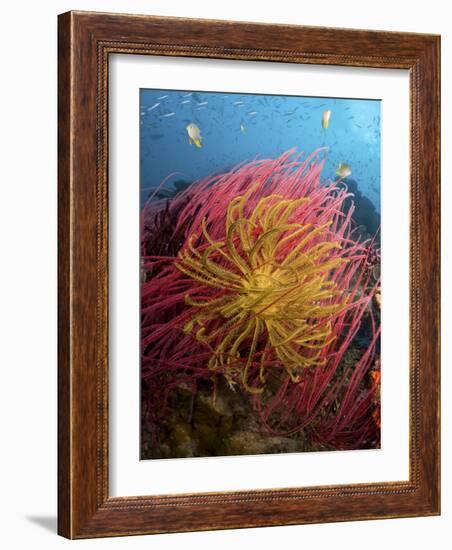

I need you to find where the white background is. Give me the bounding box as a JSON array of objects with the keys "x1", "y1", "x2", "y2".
[
  {"x1": 110, "y1": 55, "x2": 409, "y2": 496},
  {"x1": 0, "y1": 1, "x2": 450, "y2": 549}
]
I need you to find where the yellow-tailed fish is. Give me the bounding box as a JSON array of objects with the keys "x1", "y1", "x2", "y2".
[
  {"x1": 336, "y1": 163, "x2": 352, "y2": 178},
  {"x1": 186, "y1": 123, "x2": 202, "y2": 148},
  {"x1": 322, "y1": 110, "x2": 331, "y2": 129}
]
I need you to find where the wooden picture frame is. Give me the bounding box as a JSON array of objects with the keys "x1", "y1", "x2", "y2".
[{"x1": 58, "y1": 10, "x2": 440, "y2": 539}]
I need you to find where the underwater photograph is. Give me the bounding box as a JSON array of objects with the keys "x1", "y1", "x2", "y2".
[{"x1": 140, "y1": 88, "x2": 381, "y2": 460}]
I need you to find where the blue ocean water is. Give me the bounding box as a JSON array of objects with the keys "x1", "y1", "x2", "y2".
[{"x1": 140, "y1": 89, "x2": 380, "y2": 212}]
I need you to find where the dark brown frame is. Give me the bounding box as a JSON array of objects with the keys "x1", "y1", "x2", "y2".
[{"x1": 58, "y1": 10, "x2": 440, "y2": 539}]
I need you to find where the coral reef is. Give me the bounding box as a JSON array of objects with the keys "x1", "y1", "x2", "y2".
[{"x1": 141, "y1": 149, "x2": 381, "y2": 458}]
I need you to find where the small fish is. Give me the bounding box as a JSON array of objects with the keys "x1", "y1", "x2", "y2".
[
  {"x1": 160, "y1": 112, "x2": 175, "y2": 118},
  {"x1": 180, "y1": 100, "x2": 191, "y2": 104},
  {"x1": 233, "y1": 101, "x2": 244, "y2": 106},
  {"x1": 240, "y1": 122, "x2": 246, "y2": 134},
  {"x1": 195, "y1": 106, "x2": 206, "y2": 110},
  {"x1": 147, "y1": 102, "x2": 160, "y2": 111},
  {"x1": 186, "y1": 122, "x2": 202, "y2": 148},
  {"x1": 157, "y1": 95, "x2": 168, "y2": 100},
  {"x1": 247, "y1": 111, "x2": 258, "y2": 116},
  {"x1": 197, "y1": 101, "x2": 208, "y2": 106},
  {"x1": 182, "y1": 92, "x2": 193, "y2": 97},
  {"x1": 336, "y1": 163, "x2": 352, "y2": 178},
  {"x1": 321, "y1": 110, "x2": 331, "y2": 129}
]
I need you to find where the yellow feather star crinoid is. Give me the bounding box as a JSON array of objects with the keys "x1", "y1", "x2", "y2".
[{"x1": 175, "y1": 184, "x2": 349, "y2": 394}]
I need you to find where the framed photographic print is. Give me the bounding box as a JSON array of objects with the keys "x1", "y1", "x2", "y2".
[{"x1": 58, "y1": 11, "x2": 440, "y2": 538}]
